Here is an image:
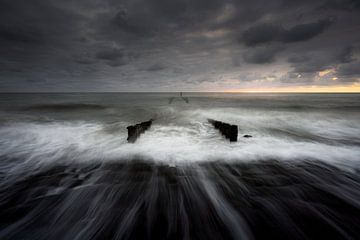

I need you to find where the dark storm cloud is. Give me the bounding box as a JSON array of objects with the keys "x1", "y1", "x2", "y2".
[
  {"x1": 112, "y1": 9, "x2": 150, "y2": 36},
  {"x1": 96, "y1": 49, "x2": 124, "y2": 61},
  {"x1": 95, "y1": 47, "x2": 136, "y2": 67},
  {"x1": 0, "y1": 1, "x2": 85, "y2": 45},
  {"x1": 0, "y1": 0, "x2": 359, "y2": 91},
  {"x1": 243, "y1": 45, "x2": 284, "y2": 64},
  {"x1": 284, "y1": 46, "x2": 360, "y2": 84},
  {"x1": 320, "y1": 0, "x2": 360, "y2": 10},
  {"x1": 0, "y1": 25, "x2": 43, "y2": 44},
  {"x1": 288, "y1": 46, "x2": 356, "y2": 73},
  {"x1": 336, "y1": 46, "x2": 355, "y2": 63},
  {"x1": 337, "y1": 61, "x2": 360, "y2": 78},
  {"x1": 281, "y1": 19, "x2": 334, "y2": 42},
  {"x1": 242, "y1": 19, "x2": 334, "y2": 46},
  {"x1": 145, "y1": 63, "x2": 167, "y2": 71},
  {"x1": 103, "y1": 0, "x2": 227, "y2": 43},
  {"x1": 75, "y1": 58, "x2": 97, "y2": 65},
  {"x1": 242, "y1": 24, "x2": 282, "y2": 47}
]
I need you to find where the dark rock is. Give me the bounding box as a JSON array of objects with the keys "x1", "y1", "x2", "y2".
[
  {"x1": 243, "y1": 135, "x2": 253, "y2": 138},
  {"x1": 208, "y1": 119, "x2": 238, "y2": 142},
  {"x1": 127, "y1": 119, "x2": 153, "y2": 143}
]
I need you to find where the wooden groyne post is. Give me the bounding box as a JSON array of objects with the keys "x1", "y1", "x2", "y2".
[
  {"x1": 208, "y1": 119, "x2": 238, "y2": 142},
  {"x1": 127, "y1": 119, "x2": 153, "y2": 143}
]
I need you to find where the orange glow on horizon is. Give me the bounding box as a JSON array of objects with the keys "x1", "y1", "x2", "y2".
[{"x1": 224, "y1": 84, "x2": 360, "y2": 93}]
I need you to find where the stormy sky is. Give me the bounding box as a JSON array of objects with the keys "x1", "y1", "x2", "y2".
[{"x1": 0, "y1": 0, "x2": 359, "y2": 92}]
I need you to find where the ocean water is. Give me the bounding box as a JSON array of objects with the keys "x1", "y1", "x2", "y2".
[{"x1": 0, "y1": 93, "x2": 359, "y2": 239}]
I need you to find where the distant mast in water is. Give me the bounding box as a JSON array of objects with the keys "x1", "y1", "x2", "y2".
[{"x1": 168, "y1": 92, "x2": 189, "y2": 104}]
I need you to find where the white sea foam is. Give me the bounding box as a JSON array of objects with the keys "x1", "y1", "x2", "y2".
[
  {"x1": 0, "y1": 114, "x2": 359, "y2": 168},
  {"x1": 0, "y1": 93, "x2": 359, "y2": 169}
]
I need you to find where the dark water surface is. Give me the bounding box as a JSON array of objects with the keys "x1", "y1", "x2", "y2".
[{"x1": 0, "y1": 93, "x2": 359, "y2": 239}]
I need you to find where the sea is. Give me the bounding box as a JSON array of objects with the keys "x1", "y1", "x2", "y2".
[{"x1": 0, "y1": 93, "x2": 359, "y2": 239}]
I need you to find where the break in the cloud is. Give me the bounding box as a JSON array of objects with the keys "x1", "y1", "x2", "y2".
[{"x1": 0, "y1": 0, "x2": 359, "y2": 91}]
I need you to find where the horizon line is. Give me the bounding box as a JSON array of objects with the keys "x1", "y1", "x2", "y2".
[{"x1": 0, "y1": 91, "x2": 359, "y2": 94}]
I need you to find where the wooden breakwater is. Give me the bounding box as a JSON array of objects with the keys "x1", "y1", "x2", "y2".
[
  {"x1": 127, "y1": 119, "x2": 153, "y2": 143},
  {"x1": 208, "y1": 119, "x2": 238, "y2": 142}
]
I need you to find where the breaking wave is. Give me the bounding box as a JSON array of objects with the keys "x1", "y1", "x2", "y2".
[{"x1": 0, "y1": 114, "x2": 359, "y2": 167}]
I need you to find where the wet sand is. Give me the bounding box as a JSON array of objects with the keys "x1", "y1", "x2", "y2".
[{"x1": 1, "y1": 160, "x2": 359, "y2": 240}]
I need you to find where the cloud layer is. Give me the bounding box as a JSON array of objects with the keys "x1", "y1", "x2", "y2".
[{"x1": 0, "y1": 0, "x2": 359, "y2": 91}]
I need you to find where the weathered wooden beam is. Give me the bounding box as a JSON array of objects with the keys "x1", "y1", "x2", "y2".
[
  {"x1": 127, "y1": 119, "x2": 153, "y2": 143},
  {"x1": 208, "y1": 119, "x2": 238, "y2": 142}
]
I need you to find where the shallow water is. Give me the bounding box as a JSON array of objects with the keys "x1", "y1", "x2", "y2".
[{"x1": 0, "y1": 93, "x2": 359, "y2": 239}]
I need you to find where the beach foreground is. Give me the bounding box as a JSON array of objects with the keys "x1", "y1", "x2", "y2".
[{"x1": 1, "y1": 160, "x2": 359, "y2": 240}]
